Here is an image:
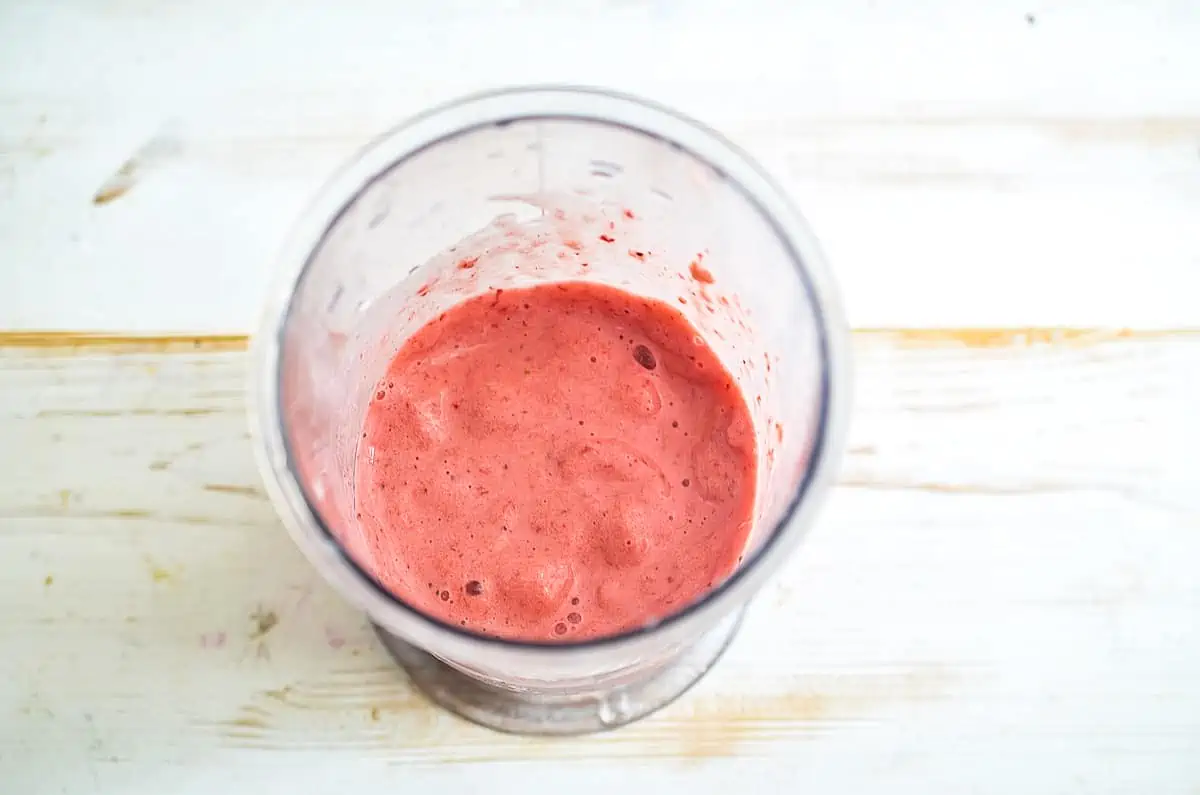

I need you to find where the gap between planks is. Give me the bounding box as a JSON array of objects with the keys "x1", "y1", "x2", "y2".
[{"x1": 1, "y1": 328, "x2": 1198, "y2": 355}]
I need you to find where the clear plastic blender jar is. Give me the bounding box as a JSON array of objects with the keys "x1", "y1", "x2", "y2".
[{"x1": 251, "y1": 87, "x2": 850, "y2": 734}]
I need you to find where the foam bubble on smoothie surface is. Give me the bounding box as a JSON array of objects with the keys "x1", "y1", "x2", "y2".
[{"x1": 354, "y1": 282, "x2": 756, "y2": 642}]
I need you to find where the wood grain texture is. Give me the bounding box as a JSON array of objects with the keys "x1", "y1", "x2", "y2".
[
  {"x1": 3, "y1": 0, "x2": 1200, "y2": 791},
  {"x1": 1, "y1": 331, "x2": 1198, "y2": 793},
  {"x1": 2, "y1": 0, "x2": 1199, "y2": 332}
]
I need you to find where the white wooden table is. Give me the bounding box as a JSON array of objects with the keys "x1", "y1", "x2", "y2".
[{"x1": 3, "y1": 2, "x2": 1199, "y2": 793}]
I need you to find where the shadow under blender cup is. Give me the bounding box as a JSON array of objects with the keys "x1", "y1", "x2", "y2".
[{"x1": 251, "y1": 86, "x2": 850, "y2": 735}]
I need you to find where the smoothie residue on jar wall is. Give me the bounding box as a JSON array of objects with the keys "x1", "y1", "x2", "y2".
[{"x1": 318, "y1": 193, "x2": 790, "y2": 639}]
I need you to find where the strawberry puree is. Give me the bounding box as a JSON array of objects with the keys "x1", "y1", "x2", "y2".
[{"x1": 354, "y1": 282, "x2": 756, "y2": 642}]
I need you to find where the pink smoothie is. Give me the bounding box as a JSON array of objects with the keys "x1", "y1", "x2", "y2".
[{"x1": 354, "y1": 282, "x2": 756, "y2": 642}]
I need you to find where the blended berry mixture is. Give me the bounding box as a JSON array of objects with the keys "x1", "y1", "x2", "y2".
[{"x1": 354, "y1": 281, "x2": 756, "y2": 641}]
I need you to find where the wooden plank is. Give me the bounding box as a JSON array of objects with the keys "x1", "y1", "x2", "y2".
[
  {"x1": 2, "y1": 0, "x2": 1199, "y2": 331},
  {"x1": 1, "y1": 331, "x2": 1197, "y2": 792}
]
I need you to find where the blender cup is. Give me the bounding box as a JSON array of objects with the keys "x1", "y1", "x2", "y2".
[{"x1": 251, "y1": 87, "x2": 850, "y2": 735}]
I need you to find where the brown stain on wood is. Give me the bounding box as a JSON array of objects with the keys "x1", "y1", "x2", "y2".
[
  {"x1": 92, "y1": 161, "x2": 137, "y2": 205},
  {"x1": 175, "y1": 513, "x2": 240, "y2": 526},
  {"x1": 207, "y1": 664, "x2": 957, "y2": 761},
  {"x1": 144, "y1": 555, "x2": 177, "y2": 583},
  {"x1": 249, "y1": 606, "x2": 279, "y2": 640},
  {"x1": 111, "y1": 508, "x2": 154, "y2": 519},
  {"x1": 91, "y1": 132, "x2": 182, "y2": 206},
  {"x1": 203, "y1": 483, "x2": 266, "y2": 499},
  {"x1": 92, "y1": 185, "x2": 132, "y2": 205},
  {"x1": 0, "y1": 332, "x2": 249, "y2": 354}
]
